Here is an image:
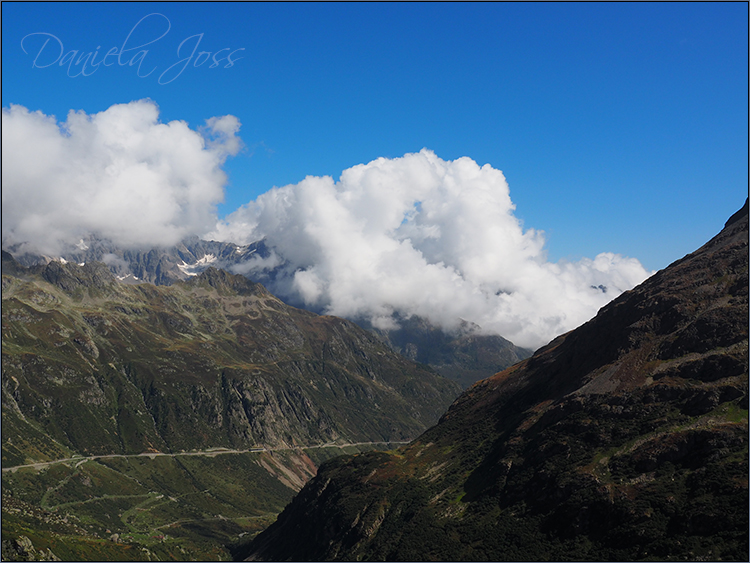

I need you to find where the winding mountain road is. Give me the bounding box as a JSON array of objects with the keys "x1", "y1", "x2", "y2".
[{"x1": 1, "y1": 440, "x2": 410, "y2": 473}]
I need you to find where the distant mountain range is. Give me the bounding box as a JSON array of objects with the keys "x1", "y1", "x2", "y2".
[
  {"x1": 5, "y1": 236, "x2": 532, "y2": 387},
  {"x1": 243, "y1": 199, "x2": 748, "y2": 561},
  {"x1": 5, "y1": 236, "x2": 271, "y2": 287}
]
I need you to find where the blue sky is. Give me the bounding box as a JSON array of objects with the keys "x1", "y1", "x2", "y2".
[{"x1": 2, "y1": 1, "x2": 747, "y2": 272}]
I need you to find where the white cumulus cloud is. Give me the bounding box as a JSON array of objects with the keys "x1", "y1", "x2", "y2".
[
  {"x1": 1, "y1": 100, "x2": 242, "y2": 255},
  {"x1": 209, "y1": 149, "x2": 651, "y2": 349},
  {"x1": 1, "y1": 99, "x2": 650, "y2": 349}
]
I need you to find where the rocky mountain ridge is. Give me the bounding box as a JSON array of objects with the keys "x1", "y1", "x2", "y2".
[
  {"x1": 244, "y1": 198, "x2": 749, "y2": 561},
  {"x1": 4, "y1": 236, "x2": 270, "y2": 287},
  {"x1": 4, "y1": 236, "x2": 531, "y2": 386}
]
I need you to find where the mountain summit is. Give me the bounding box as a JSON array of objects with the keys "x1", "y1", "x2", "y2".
[{"x1": 244, "y1": 199, "x2": 748, "y2": 561}]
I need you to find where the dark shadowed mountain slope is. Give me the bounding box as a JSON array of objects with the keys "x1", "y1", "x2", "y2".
[
  {"x1": 244, "y1": 199, "x2": 748, "y2": 562},
  {"x1": 367, "y1": 315, "x2": 533, "y2": 388},
  {"x1": 2, "y1": 261, "x2": 460, "y2": 463}
]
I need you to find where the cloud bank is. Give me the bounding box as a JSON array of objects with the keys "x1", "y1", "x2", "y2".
[
  {"x1": 209, "y1": 150, "x2": 651, "y2": 349},
  {"x1": 1, "y1": 100, "x2": 241, "y2": 255},
  {"x1": 2, "y1": 100, "x2": 650, "y2": 348}
]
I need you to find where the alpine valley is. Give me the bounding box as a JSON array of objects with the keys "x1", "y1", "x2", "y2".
[
  {"x1": 2, "y1": 200, "x2": 747, "y2": 562},
  {"x1": 1, "y1": 254, "x2": 461, "y2": 560},
  {"x1": 244, "y1": 200, "x2": 749, "y2": 562}
]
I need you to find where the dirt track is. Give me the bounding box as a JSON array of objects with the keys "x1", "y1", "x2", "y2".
[{"x1": 1, "y1": 440, "x2": 410, "y2": 473}]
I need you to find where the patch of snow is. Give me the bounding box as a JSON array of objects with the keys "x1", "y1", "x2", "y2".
[
  {"x1": 194, "y1": 254, "x2": 217, "y2": 266},
  {"x1": 236, "y1": 245, "x2": 257, "y2": 257},
  {"x1": 177, "y1": 254, "x2": 218, "y2": 276},
  {"x1": 76, "y1": 239, "x2": 89, "y2": 251},
  {"x1": 177, "y1": 264, "x2": 199, "y2": 277}
]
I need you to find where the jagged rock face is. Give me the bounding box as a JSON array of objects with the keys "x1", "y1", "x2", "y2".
[
  {"x1": 244, "y1": 200, "x2": 748, "y2": 562},
  {"x1": 2, "y1": 262, "x2": 460, "y2": 463},
  {"x1": 5, "y1": 236, "x2": 271, "y2": 287},
  {"x1": 1, "y1": 535, "x2": 61, "y2": 561}
]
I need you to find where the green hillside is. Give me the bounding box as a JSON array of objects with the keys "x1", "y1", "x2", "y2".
[{"x1": 1, "y1": 257, "x2": 460, "y2": 560}]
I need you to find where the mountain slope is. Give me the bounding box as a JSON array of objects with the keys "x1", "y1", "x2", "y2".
[
  {"x1": 1, "y1": 257, "x2": 462, "y2": 559},
  {"x1": 2, "y1": 261, "x2": 460, "y2": 461},
  {"x1": 244, "y1": 199, "x2": 749, "y2": 562},
  {"x1": 5, "y1": 237, "x2": 533, "y2": 386},
  {"x1": 368, "y1": 315, "x2": 533, "y2": 388}
]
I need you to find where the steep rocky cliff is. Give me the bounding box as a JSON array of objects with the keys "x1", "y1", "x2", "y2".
[{"x1": 245, "y1": 199, "x2": 749, "y2": 562}]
